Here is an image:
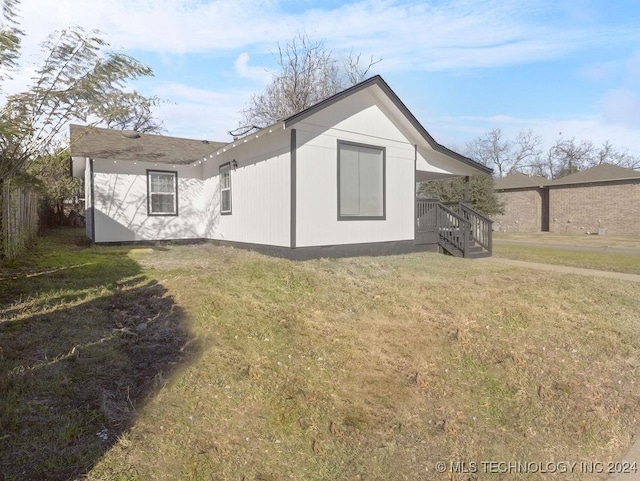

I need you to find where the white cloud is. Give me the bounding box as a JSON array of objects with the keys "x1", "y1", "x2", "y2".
[
  {"x1": 151, "y1": 82, "x2": 250, "y2": 142},
  {"x1": 601, "y1": 88, "x2": 640, "y2": 127},
  {"x1": 13, "y1": 0, "x2": 640, "y2": 71},
  {"x1": 234, "y1": 53, "x2": 272, "y2": 84}
]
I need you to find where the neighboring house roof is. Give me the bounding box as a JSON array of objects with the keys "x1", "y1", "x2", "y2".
[
  {"x1": 70, "y1": 125, "x2": 226, "y2": 164},
  {"x1": 285, "y1": 75, "x2": 492, "y2": 175},
  {"x1": 494, "y1": 172, "x2": 549, "y2": 190},
  {"x1": 548, "y1": 163, "x2": 640, "y2": 186}
]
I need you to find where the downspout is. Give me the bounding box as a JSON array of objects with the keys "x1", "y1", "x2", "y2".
[
  {"x1": 89, "y1": 157, "x2": 96, "y2": 243},
  {"x1": 413, "y1": 144, "x2": 417, "y2": 242},
  {"x1": 464, "y1": 175, "x2": 470, "y2": 203},
  {"x1": 290, "y1": 129, "x2": 297, "y2": 249}
]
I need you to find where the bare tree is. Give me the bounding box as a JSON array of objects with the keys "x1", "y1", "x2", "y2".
[
  {"x1": 344, "y1": 51, "x2": 383, "y2": 85},
  {"x1": 547, "y1": 137, "x2": 595, "y2": 178},
  {"x1": 529, "y1": 137, "x2": 640, "y2": 179},
  {"x1": 593, "y1": 140, "x2": 640, "y2": 170},
  {"x1": 465, "y1": 128, "x2": 542, "y2": 177},
  {"x1": 239, "y1": 33, "x2": 382, "y2": 129}
]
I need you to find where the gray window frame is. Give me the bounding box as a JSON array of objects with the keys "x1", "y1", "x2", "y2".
[
  {"x1": 220, "y1": 162, "x2": 232, "y2": 215},
  {"x1": 337, "y1": 140, "x2": 386, "y2": 221},
  {"x1": 147, "y1": 169, "x2": 178, "y2": 216}
]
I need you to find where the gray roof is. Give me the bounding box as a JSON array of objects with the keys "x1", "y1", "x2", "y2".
[
  {"x1": 494, "y1": 172, "x2": 549, "y2": 190},
  {"x1": 548, "y1": 163, "x2": 640, "y2": 186},
  {"x1": 70, "y1": 125, "x2": 226, "y2": 164}
]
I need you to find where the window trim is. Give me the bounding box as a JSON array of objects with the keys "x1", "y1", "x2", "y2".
[
  {"x1": 220, "y1": 162, "x2": 232, "y2": 215},
  {"x1": 147, "y1": 169, "x2": 178, "y2": 216},
  {"x1": 337, "y1": 140, "x2": 386, "y2": 221}
]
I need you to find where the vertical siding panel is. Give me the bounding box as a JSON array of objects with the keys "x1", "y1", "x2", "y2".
[
  {"x1": 294, "y1": 97, "x2": 415, "y2": 247},
  {"x1": 204, "y1": 130, "x2": 291, "y2": 247}
]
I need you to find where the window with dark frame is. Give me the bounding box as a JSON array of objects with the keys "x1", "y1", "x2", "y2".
[
  {"x1": 147, "y1": 170, "x2": 178, "y2": 216},
  {"x1": 220, "y1": 163, "x2": 232, "y2": 214},
  {"x1": 337, "y1": 140, "x2": 385, "y2": 220}
]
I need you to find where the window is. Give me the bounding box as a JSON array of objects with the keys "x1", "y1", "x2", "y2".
[
  {"x1": 147, "y1": 170, "x2": 178, "y2": 216},
  {"x1": 220, "y1": 163, "x2": 232, "y2": 214},
  {"x1": 337, "y1": 140, "x2": 385, "y2": 220}
]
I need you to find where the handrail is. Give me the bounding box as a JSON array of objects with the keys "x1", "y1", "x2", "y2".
[
  {"x1": 415, "y1": 200, "x2": 493, "y2": 257},
  {"x1": 459, "y1": 202, "x2": 494, "y2": 224},
  {"x1": 459, "y1": 202, "x2": 493, "y2": 255},
  {"x1": 436, "y1": 203, "x2": 471, "y2": 257}
]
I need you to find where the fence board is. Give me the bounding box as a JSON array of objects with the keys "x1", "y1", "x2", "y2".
[{"x1": 1, "y1": 179, "x2": 41, "y2": 260}]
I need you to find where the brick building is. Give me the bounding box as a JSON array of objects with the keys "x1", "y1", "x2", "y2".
[
  {"x1": 493, "y1": 173, "x2": 549, "y2": 232},
  {"x1": 494, "y1": 164, "x2": 640, "y2": 235}
]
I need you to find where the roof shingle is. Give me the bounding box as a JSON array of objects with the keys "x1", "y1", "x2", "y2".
[
  {"x1": 548, "y1": 163, "x2": 640, "y2": 186},
  {"x1": 70, "y1": 125, "x2": 226, "y2": 164},
  {"x1": 494, "y1": 172, "x2": 549, "y2": 190}
]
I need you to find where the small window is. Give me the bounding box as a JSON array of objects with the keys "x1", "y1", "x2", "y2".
[
  {"x1": 337, "y1": 140, "x2": 385, "y2": 220},
  {"x1": 147, "y1": 170, "x2": 178, "y2": 216},
  {"x1": 220, "y1": 163, "x2": 232, "y2": 214}
]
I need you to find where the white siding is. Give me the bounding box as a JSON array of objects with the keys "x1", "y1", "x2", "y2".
[
  {"x1": 294, "y1": 90, "x2": 415, "y2": 247},
  {"x1": 202, "y1": 130, "x2": 291, "y2": 247},
  {"x1": 91, "y1": 160, "x2": 204, "y2": 242}
]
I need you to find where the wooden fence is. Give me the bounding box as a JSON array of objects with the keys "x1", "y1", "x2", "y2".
[{"x1": 0, "y1": 179, "x2": 41, "y2": 260}]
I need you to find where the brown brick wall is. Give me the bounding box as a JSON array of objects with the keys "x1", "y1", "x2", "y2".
[
  {"x1": 494, "y1": 188, "x2": 543, "y2": 232},
  {"x1": 549, "y1": 181, "x2": 640, "y2": 235}
]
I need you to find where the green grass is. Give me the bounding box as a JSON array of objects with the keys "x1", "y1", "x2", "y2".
[
  {"x1": 0, "y1": 229, "x2": 194, "y2": 480},
  {"x1": 2, "y1": 229, "x2": 640, "y2": 480},
  {"x1": 494, "y1": 244, "x2": 640, "y2": 274}
]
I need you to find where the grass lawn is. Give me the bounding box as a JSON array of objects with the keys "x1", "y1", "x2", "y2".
[
  {"x1": 493, "y1": 244, "x2": 640, "y2": 275},
  {"x1": 2, "y1": 229, "x2": 639, "y2": 480}
]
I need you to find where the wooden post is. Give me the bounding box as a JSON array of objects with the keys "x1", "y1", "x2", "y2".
[{"x1": 464, "y1": 176, "x2": 470, "y2": 203}]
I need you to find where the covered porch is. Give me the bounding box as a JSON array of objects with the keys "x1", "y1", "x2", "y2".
[{"x1": 415, "y1": 166, "x2": 493, "y2": 259}]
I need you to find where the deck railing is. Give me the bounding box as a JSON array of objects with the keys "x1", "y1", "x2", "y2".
[
  {"x1": 418, "y1": 199, "x2": 493, "y2": 257},
  {"x1": 436, "y1": 202, "x2": 471, "y2": 256},
  {"x1": 416, "y1": 199, "x2": 439, "y2": 234},
  {"x1": 459, "y1": 202, "x2": 493, "y2": 255}
]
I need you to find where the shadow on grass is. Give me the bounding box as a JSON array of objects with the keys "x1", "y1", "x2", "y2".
[{"x1": 0, "y1": 228, "x2": 198, "y2": 480}]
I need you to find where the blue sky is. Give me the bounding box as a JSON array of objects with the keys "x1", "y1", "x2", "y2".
[{"x1": 9, "y1": 0, "x2": 640, "y2": 155}]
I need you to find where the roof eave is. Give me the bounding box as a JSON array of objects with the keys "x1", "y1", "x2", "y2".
[{"x1": 284, "y1": 75, "x2": 492, "y2": 176}]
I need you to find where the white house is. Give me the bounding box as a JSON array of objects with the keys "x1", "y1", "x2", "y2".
[{"x1": 71, "y1": 76, "x2": 493, "y2": 259}]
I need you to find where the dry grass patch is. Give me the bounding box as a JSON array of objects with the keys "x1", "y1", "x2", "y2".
[
  {"x1": 494, "y1": 244, "x2": 640, "y2": 274},
  {"x1": 88, "y1": 244, "x2": 639, "y2": 481},
  {"x1": 3, "y1": 231, "x2": 639, "y2": 480},
  {"x1": 494, "y1": 232, "x2": 640, "y2": 250}
]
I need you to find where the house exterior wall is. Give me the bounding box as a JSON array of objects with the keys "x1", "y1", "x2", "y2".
[
  {"x1": 91, "y1": 159, "x2": 205, "y2": 242},
  {"x1": 493, "y1": 188, "x2": 544, "y2": 232},
  {"x1": 201, "y1": 129, "x2": 291, "y2": 247},
  {"x1": 294, "y1": 90, "x2": 415, "y2": 247},
  {"x1": 548, "y1": 181, "x2": 640, "y2": 235}
]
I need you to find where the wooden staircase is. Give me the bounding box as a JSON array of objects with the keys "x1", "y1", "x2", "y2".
[{"x1": 416, "y1": 200, "x2": 493, "y2": 258}]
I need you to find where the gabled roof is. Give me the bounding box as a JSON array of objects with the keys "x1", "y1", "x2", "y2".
[
  {"x1": 70, "y1": 125, "x2": 225, "y2": 164},
  {"x1": 282, "y1": 75, "x2": 492, "y2": 176},
  {"x1": 548, "y1": 163, "x2": 640, "y2": 186},
  {"x1": 494, "y1": 172, "x2": 549, "y2": 190}
]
